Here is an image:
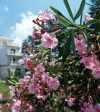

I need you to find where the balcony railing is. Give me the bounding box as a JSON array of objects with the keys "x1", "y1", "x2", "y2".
[
  {"x1": 0, "y1": 42, "x2": 20, "y2": 47},
  {"x1": 7, "y1": 52, "x2": 23, "y2": 56},
  {"x1": 10, "y1": 61, "x2": 19, "y2": 65}
]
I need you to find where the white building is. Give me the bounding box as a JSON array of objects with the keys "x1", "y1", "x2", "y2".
[{"x1": 0, "y1": 36, "x2": 23, "y2": 79}]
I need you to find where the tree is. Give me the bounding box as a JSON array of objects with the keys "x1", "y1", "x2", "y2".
[
  {"x1": 86, "y1": 0, "x2": 100, "y2": 61},
  {"x1": 87, "y1": 0, "x2": 100, "y2": 32},
  {"x1": 21, "y1": 35, "x2": 35, "y2": 56}
]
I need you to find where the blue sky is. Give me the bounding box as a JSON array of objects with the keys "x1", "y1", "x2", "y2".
[{"x1": 0, "y1": 0, "x2": 90, "y2": 45}]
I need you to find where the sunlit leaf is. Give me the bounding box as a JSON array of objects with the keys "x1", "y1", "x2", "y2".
[
  {"x1": 74, "y1": 0, "x2": 85, "y2": 20},
  {"x1": 63, "y1": 0, "x2": 74, "y2": 20}
]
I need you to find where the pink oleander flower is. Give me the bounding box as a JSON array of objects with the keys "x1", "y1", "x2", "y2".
[
  {"x1": 34, "y1": 63, "x2": 45, "y2": 74},
  {"x1": 65, "y1": 95, "x2": 75, "y2": 107},
  {"x1": 95, "y1": 103, "x2": 100, "y2": 112},
  {"x1": 75, "y1": 39, "x2": 87, "y2": 52},
  {"x1": 0, "y1": 105, "x2": 2, "y2": 112},
  {"x1": 91, "y1": 44, "x2": 95, "y2": 52},
  {"x1": 29, "y1": 53, "x2": 37, "y2": 59},
  {"x1": 38, "y1": 10, "x2": 55, "y2": 22},
  {"x1": 92, "y1": 68, "x2": 100, "y2": 79},
  {"x1": 27, "y1": 105, "x2": 34, "y2": 112},
  {"x1": 5, "y1": 103, "x2": 10, "y2": 109},
  {"x1": 80, "y1": 55, "x2": 100, "y2": 71},
  {"x1": 30, "y1": 75, "x2": 37, "y2": 85},
  {"x1": 29, "y1": 83, "x2": 40, "y2": 94},
  {"x1": 19, "y1": 78, "x2": 25, "y2": 83},
  {"x1": 0, "y1": 94, "x2": 2, "y2": 101},
  {"x1": 25, "y1": 59, "x2": 33, "y2": 70},
  {"x1": 25, "y1": 71, "x2": 31, "y2": 75},
  {"x1": 9, "y1": 86, "x2": 15, "y2": 99},
  {"x1": 22, "y1": 58, "x2": 33, "y2": 70},
  {"x1": 32, "y1": 26, "x2": 41, "y2": 41},
  {"x1": 41, "y1": 32, "x2": 58, "y2": 49},
  {"x1": 49, "y1": 62, "x2": 55, "y2": 67},
  {"x1": 84, "y1": 13, "x2": 93, "y2": 22},
  {"x1": 36, "y1": 94, "x2": 47, "y2": 101},
  {"x1": 90, "y1": 34, "x2": 96, "y2": 37},
  {"x1": 11, "y1": 100, "x2": 21, "y2": 112},
  {"x1": 24, "y1": 76, "x2": 30, "y2": 82},
  {"x1": 9, "y1": 91, "x2": 15, "y2": 99},
  {"x1": 81, "y1": 102, "x2": 96, "y2": 112},
  {"x1": 48, "y1": 77, "x2": 60, "y2": 91},
  {"x1": 42, "y1": 72, "x2": 50, "y2": 83},
  {"x1": 80, "y1": 57, "x2": 92, "y2": 69},
  {"x1": 78, "y1": 34, "x2": 84, "y2": 40},
  {"x1": 98, "y1": 85, "x2": 100, "y2": 90},
  {"x1": 91, "y1": 55, "x2": 100, "y2": 69}
]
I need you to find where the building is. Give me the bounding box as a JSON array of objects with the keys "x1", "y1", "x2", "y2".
[{"x1": 0, "y1": 36, "x2": 23, "y2": 79}]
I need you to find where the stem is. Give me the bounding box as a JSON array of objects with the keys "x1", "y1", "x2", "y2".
[{"x1": 49, "y1": 49, "x2": 52, "y2": 62}]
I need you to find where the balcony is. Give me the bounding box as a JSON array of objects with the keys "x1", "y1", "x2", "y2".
[
  {"x1": 10, "y1": 61, "x2": 19, "y2": 66},
  {"x1": 7, "y1": 52, "x2": 23, "y2": 57},
  {"x1": 1, "y1": 42, "x2": 20, "y2": 48}
]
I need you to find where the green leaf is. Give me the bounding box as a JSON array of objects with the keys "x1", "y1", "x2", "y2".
[
  {"x1": 56, "y1": 29, "x2": 71, "y2": 40},
  {"x1": 58, "y1": 15, "x2": 71, "y2": 25},
  {"x1": 74, "y1": 0, "x2": 85, "y2": 20},
  {"x1": 63, "y1": 0, "x2": 74, "y2": 20},
  {"x1": 7, "y1": 79, "x2": 19, "y2": 85},
  {"x1": 62, "y1": 36, "x2": 71, "y2": 62},
  {"x1": 85, "y1": 19, "x2": 100, "y2": 26},
  {"x1": 80, "y1": 12, "x2": 83, "y2": 25},
  {"x1": 50, "y1": 6, "x2": 71, "y2": 24},
  {"x1": 0, "y1": 100, "x2": 7, "y2": 104},
  {"x1": 74, "y1": 83, "x2": 86, "y2": 94},
  {"x1": 50, "y1": 6, "x2": 66, "y2": 18},
  {"x1": 68, "y1": 75, "x2": 86, "y2": 86},
  {"x1": 70, "y1": 29, "x2": 76, "y2": 56}
]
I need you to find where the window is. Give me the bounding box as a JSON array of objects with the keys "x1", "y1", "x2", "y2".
[{"x1": 3, "y1": 41, "x2": 7, "y2": 45}]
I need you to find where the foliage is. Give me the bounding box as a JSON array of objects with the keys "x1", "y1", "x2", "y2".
[
  {"x1": 6, "y1": 68, "x2": 21, "y2": 85},
  {"x1": 86, "y1": 0, "x2": 100, "y2": 32},
  {"x1": 1, "y1": 0, "x2": 100, "y2": 112}
]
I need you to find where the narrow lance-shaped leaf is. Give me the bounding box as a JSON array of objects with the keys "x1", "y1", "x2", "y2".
[
  {"x1": 62, "y1": 36, "x2": 71, "y2": 62},
  {"x1": 74, "y1": 0, "x2": 85, "y2": 20},
  {"x1": 70, "y1": 29, "x2": 76, "y2": 56},
  {"x1": 58, "y1": 15, "x2": 72, "y2": 25},
  {"x1": 50, "y1": 6, "x2": 71, "y2": 24},
  {"x1": 80, "y1": 12, "x2": 83, "y2": 25},
  {"x1": 84, "y1": 19, "x2": 100, "y2": 27},
  {"x1": 63, "y1": 0, "x2": 74, "y2": 20}
]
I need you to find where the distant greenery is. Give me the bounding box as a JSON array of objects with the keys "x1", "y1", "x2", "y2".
[{"x1": 0, "y1": 81, "x2": 10, "y2": 112}]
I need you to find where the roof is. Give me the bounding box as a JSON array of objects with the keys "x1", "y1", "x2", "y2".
[{"x1": 0, "y1": 36, "x2": 13, "y2": 41}]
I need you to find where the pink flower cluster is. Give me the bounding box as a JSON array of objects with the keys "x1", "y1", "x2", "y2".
[
  {"x1": 41, "y1": 32, "x2": 58, "y2": 49},
  {"x1": 8, "y1": 61, "x2": 60, "y2": 111},
  {"x1": 65, "y1": 95, "x2": 75, "y2": 107},
  {"x1": 75, "y1": 34, "x2": 100, "y2": 79},
  {"x1": 32, "y1": 26, "x2": 41, "y2": 41},
  {"x1": 0, "y1": 94, "x2": 2, "y2": 101},
  {"x1": 29, "y1": 63, "x2": 60, "y2": 100},
  {"x1": 75, "y1": 36, "x2": 87, "y2": 52},
  {"x1": 32, "y1": 10, "x2": 59, "y2": 49},
  {"x1": 84, "y1": 13, "x2": 93, "y2": 22},
  {"x1": 38, "y1": 10, "x2": 55, "y2": 22},
  {"x1": 32, "y1": 29, "x2": 58, "y2": 49},
  {"x1": 11, "y1": 99, "x2": 21, "y2": 112},
  {"x1": 22, "y1": 58, "x2": 34, "y2": 70},
  {"x1": 6, "y1": 8, "x2": 100, "y2": 112},
  {"x1": 81, "y1": 102, "x2": 100, "y2": 112},
  {"x1": 9, "y1": 86, "x2": 15, "y2": 99}
]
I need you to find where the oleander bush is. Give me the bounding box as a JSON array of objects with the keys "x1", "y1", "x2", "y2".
[{"x1": 1, "y1": 0, "x2": 100, "y2": 111}]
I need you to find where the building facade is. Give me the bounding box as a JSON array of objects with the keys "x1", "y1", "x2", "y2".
[{"x1": 0, "y1": 36, "x2": 22, "y2": 79}]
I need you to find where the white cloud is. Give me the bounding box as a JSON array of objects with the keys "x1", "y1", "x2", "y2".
[
  {"x1": 4, "y1": 6, "x2": 9, "y2": 12},
  {"x1": 10, "y1": 11, "x2": 37, "y2": 47}
]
